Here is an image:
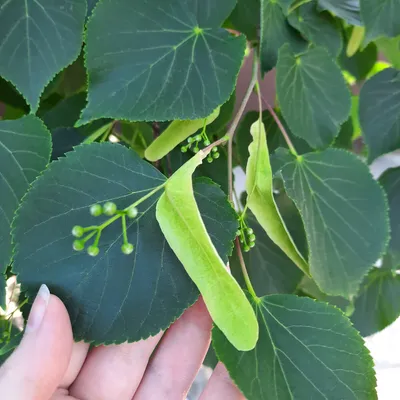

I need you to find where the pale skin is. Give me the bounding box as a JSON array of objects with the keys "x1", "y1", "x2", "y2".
[{"x1": 0, "y1": 285, "x2": 245, "y2": 400}]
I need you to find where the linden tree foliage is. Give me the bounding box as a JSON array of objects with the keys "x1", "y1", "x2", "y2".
[{"x1": 0, "y1": 0, "x2": 399, "y2": 397}]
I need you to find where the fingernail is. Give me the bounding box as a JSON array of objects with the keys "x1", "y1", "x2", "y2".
[{"x1": 26, "y1": 284, "x2": 50, "y2": 333}]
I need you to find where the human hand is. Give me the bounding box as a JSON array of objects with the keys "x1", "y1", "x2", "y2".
[{"x1": 0, "y1": 285, "x2": 244, "y2": 400}]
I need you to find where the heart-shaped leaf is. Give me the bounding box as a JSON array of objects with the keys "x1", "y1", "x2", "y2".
[
  {"x1": 79, "y1": 0, "x2": 245, "y2": 124},
  {"x1": 260, "y1": 0, "x2": 306, "y2": 72},
  {"x1": 276, "y1": 45, "x2": 351, "y2": 149},
  {"x1": 360, "y1": 0, "x2": 400, "y2": 43},
  {"x1": 0, "y1": 0, "x2": 86, "y2": 112},
  {"x1": 288, "y1": 3, "x2": 342, "y2": 57},
  {"x1": 359, "y1": 68, "x2": 400, "y2": 162},
  {"x1": 278, "y1": 149, "x2": 389, "y2": 298},
  {"x1": 12, "y1": 143, "x2": 238, "y2": 344},
  {"x1": 213, "y1": 295, "x2": 376, "y2": 400},
  {"x1": 0, "y1": 115, "x2": 51, "y2": 279}
]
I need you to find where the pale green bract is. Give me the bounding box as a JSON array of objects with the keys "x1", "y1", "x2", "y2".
[
  {"x1": 246, "y1": 119, "x2": 309, "y2": 275},
  {"x1": 145, "y1": 108, "x2": 220, "y2": 162},
  {"x1": 156, "y1": 151, "x2": 259, "y2": 351}
]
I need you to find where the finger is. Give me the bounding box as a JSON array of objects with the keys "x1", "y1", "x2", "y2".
[
  {"x1": 59, "y1": 341, "x2": 90, "y2": 389},
  {"x1": 134, "y1": 298, "x2": 212, "y2": 400},
  {"x1": 0, "y1": 285, "x2": 73, "y2": 400},
  {"x1": 199, "y1": 362, "x2": 245, "y2": 400},
  {"x1": 69, "y1": 332, "x2": 163, "y2": 400}
]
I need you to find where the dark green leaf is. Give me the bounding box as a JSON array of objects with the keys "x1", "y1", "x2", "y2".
[
  {"x1": 41, "y1": 93, "x2": 87, "y2": 131},
  {"x1": 0, "y1": 115, "x2": 51, "y2": 279},
  {"x1": 203, "y1": 344, "x2": 218, "y2": 369},
  {"x1": 51, "y1": 127, "x2": 85, "y2": 160},
  {"x1": 276, "y1": 45, "x2": 351, "y2": 148},
  {"x1": 288, "y1": 3, "x2": 343, "y2": 57},
  {"x1": 79, "y1": 0, "x2": 245, "y2": 124},
  {"x1": 360, "y1": 0, "x2": 400, "y2": 43},
  {"x1": 339, "y1": 32, "x2": 378, "y2": 81},
  {"x1": 87, "y1": 0, "x2": 99, "y2": 18},
  {"x1": 213, "y1": 295, "x2": 376, "y2": 400},
  {"x1": 13, "y1": 143, "x2": 237, "y2": 344},
  {"x1": 0, "y1": 274, "x2": 5, "y2": 309},
  {"x1": 231, "y1": 214, "x2": 303, "y2": 296},
  {"x1": 351, "y1": 268, "x2": 400, "y2": 336},
  {"x1": 380, "y1": 167, "x2": 400, "y2": 267},
  {"x1": 334, "y1": 118, "x2": 354, "y2": 149},
  {"x1": 0, "y1": 78, "x2": 29, "y2": 113},
  {"x1": 228, "y1": 0, "x2": 259, "y2": 40},
  {"x1": 318, "y1": 0, "x2": 362, "y2": 26},
  {"x1": 0, "y1": 0, "x2": 86, "y2": 112},
  {"x1": 260, "y1": 0, "x2": 306, "y2": 73},
  {"x1": 279, "y1": 149, "x2": 389, "y2": 297},
  {"x1": 376, "y1": 36, "x2": 400, "y2": 69},
  {"x1": 359, "y1": 68, "x2": 400, "y2": 162}
]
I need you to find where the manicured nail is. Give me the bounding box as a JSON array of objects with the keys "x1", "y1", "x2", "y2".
[{"x1": 26, "y1": 284, "x2": 50, "y2": 333}]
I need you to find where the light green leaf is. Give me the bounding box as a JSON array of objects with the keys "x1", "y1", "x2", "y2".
[
  {"x1": 278, "y1": 149, "x2": 389, "y2": 297},
  {"x1": 145, "y1": 108, "x2": 220, "y2": 162},
  {"x1": 231, "y1": 213, "x2": 304, "y2": 296},
  {"x1": 360, "y1": 0, "x2": 400, "y2": 43},
  {"x1": 13, "y1": 143, "x2": 238, "y2": 344},
  {"x1": 351, "y1": 268, "x2": 400, "y2": 336},
  {"x1": 79, "y1": 0, "x2": 245, "y2": 124},
  {"x1": 246, "y1": 119, "x2": 309, "y2": 275},
  {"x1": 0, "y1": 115, "x2": 51, "y2": 279},
  {"x1": 260, "y1": 0, "x2": 306, "y2": 73},
  {"x1": 380, "y1": 167, "x2": 400, "y2": 267},
  {"x1": 359, "y1": 68, "x2": 400, "y2": 162},
  {"x1": 213, "y1": 295, "x2": 377, "y2": 400},
  {"x1": 288, "y1": 3, "x2": 343, "y2": 57},
  {"x1": 276, "y1": 45, "x2": 351, "y2": 148},
  {"x1": 156, "y1": 152, "x2": 258, "y2": 351},
  {"x1": 376, "y1": 36, "x2": 400, "y2": 69},
  {"x1": 0, "y1": 0, "x2": 86, "y2": 112},
  {"x1": 0, "y1": 325, "x2": 22, "y2": 366},
  {"x1": 317, "y1": 0, "x2": 362, "y2": 26}
]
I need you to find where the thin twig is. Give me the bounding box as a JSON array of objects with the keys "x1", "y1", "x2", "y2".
[
  {"x1": 235, "y1": 238, "x2": 258, "y2": 300},
  {"x1": 261, "y1": 94, "x2": 298, "y2": 157}
]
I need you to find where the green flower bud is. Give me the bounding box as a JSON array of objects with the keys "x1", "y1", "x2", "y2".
[
  {"x1": 103, "y1": 201, "x2": 117, "y2": 216},
  {"x1": 90, "y1": 204, "x2": 103, "y2": 217},
  {"x1": 193, "y1": 147, "x2": 199, "y2": 153},
  {"x1": 72, "y1": 225, "x2": 84, "y2": 238},
  {"x1": 73, "y1": 240, "x2": 85, "y2": 251},
  {"x1": 181, "y1": 146, "x2": 188, "y2": 153},
  {"x1": 249, "y1": 241, "x2": 255, "y2": 248},
  {"x1": 187, "y1": 137, "x2": 194, "y2": 143},
  {"x1": 121, "y1": 243, "x2": 134, "y2": 255},
  {"x1": 236, "y1": 230, "x2": 241, "y2": 236},
  {"x1": 246, "y1": 228, "x2": 254, "y2": 235},
  {"x1": 244, "y1": 245, "x2": 250, "y2": 252},
  {"x1": 87, "y1": 245, "x2": 100, "y2": 257},
  {"x1": 204, "y1": 139, "x2": 211, "y2": 146},
  {"x1": 195, "y1": 135, "x2": 202, "y2": 142},
  {"x1": 207, "y1": 156, "x2": 213, "y2": 163},
  {"x1": 127, "y1": 206, "x2": 138, "y2": 219},
  {"x1": 212, "y1": 147, "x2": 218, "y2": 153},
  {"x1": 212, "y1": 152, "x2": 220, "y2": 159},
  {"x1": 248, "y1": 234, "x2": 256, "y2": 242}
]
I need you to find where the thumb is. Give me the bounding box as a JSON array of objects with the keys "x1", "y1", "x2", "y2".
[{"x1": 0, "y1": 284, "x2": 73, "y2": 400}]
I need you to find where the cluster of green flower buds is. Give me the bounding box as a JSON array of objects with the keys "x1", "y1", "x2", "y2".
[
  {"x1": 181, "y1": 133, "x2": 220, "y2": 163},
  {"x1": 72, "y1": 201, "x2": 139, "y2": 257},
  {"x1": 237, "y1": 226, "x2": 256, "y2": 252}
]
